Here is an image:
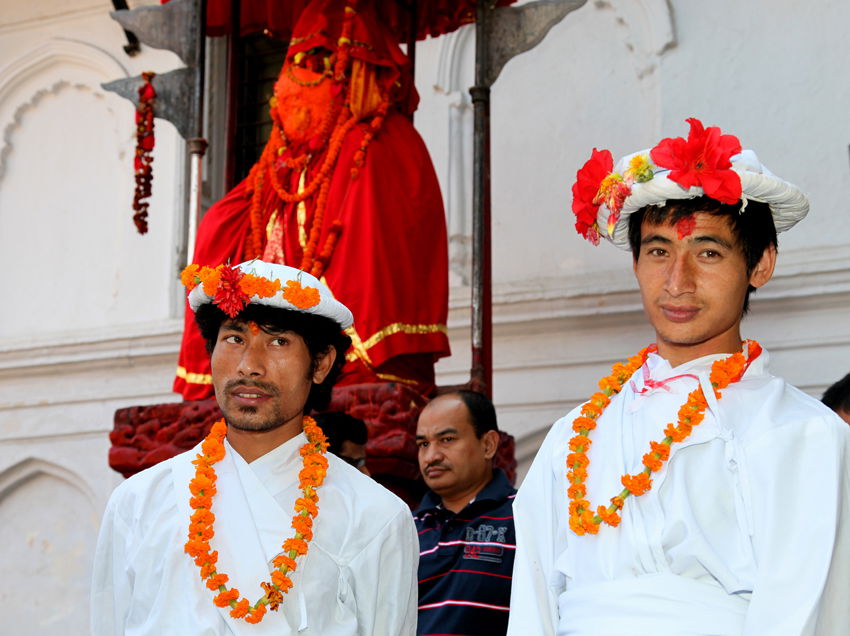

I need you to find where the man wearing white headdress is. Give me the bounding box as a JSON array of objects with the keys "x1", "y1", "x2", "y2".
[
  {"x1": 507, "y1": 118, "x2": 850, "y2": 635},
  {"x1": 91, "y1": 261, "x2": 418, "y2": 634}
]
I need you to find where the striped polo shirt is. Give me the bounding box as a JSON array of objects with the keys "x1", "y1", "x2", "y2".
[{"x1": 414, "y1": 470, "x2": 517, "y2": 636}]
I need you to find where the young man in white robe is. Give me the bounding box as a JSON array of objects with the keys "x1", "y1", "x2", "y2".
[
  {"x1": 507, "y1": 118, "x2": 850, "y2": 636},
  {"x1": 91, "y1": 261, "x2": 418, "y2": 635}
]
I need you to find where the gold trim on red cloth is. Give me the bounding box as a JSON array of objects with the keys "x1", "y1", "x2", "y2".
[
  {"x1": 345, "y1": 322, "x2": 448, "y2": 363},
  {"x1": 175, "y1": 365, "x2": 213, "y2": 385}
]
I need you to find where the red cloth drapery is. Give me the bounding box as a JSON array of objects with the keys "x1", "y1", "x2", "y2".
[{"x1": 206, "y1": 0, "x2": 516, "y2": 41}]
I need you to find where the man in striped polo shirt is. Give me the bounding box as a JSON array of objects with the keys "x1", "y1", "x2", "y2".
[{"x1": 414, "y1": 390, "x2": 516, "y2": 635}]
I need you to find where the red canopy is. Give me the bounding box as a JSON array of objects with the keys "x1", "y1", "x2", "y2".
[{"x1": 206, "y1": 0, "x2": 516, "y2": 41}]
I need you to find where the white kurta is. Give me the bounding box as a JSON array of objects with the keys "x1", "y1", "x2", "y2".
[
  {"x1": 91, "y1": 431, "x2": 419, "y2": 635},
  {"x1": 508, "y1": 347, "x2": 850, "y2": 636}
]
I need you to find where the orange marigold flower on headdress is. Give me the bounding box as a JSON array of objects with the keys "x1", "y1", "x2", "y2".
[
  {"x1": 239, "y1": 273, "x2": 281, "y2": 299},
  {"x1": 181, "y1": 264, "x2": 200, "y2": 290},
  {"x1": 198, "y1": 265, "x2": 224, "y2": 296},
  {"x1": 282, "y1": 279, "x2": 321, "y2": 309}
]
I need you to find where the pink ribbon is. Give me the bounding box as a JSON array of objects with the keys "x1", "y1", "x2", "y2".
[{"x1": 630, "y1": 362, "x2": 698, "y2": 395}]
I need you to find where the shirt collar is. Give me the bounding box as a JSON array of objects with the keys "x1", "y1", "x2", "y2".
[{"x1": 414, "y1": 468, "x2": 515, "y2": 515}]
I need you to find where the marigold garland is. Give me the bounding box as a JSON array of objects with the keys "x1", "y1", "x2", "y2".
[
  {"x1": 281, "y1": 279, "x2": 321, "y2": 309},
  {"x1": 243, "y1": 0, "x2": 391, "y2": 278},
  {"x1": 184, "y1": 417, "x2": 329, "y2": 623},
  {"x1": 567, "y1": 340, "x2": 762, "y2": 536},
  {"x1": 180, "y1": 263, "x2": 323, "y2": 318},
  {"x1": 132, "y1": 71, "x2": 156, "y2": 234}
]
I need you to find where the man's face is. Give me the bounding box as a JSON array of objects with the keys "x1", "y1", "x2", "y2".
[
  {"x1": 339, "y1": 440, "x2": 370, "y2": 475},
  {"x1": 210, "y1": 319, "x2": 331, "y2": 432},
  {"x1": 633, "y1": 212, "x2": 775, "y2": 366},
  {"x1": 416, "y1": 395, "x2": 496, "y2": 501}
]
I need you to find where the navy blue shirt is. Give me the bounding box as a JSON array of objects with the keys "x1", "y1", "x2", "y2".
[{"x1": 414, "y1": 470, "x2": 517, "y2": 636}]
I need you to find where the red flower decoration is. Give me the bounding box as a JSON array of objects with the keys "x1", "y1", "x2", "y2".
[
  {"x1": 649, "y1": 117, "x2": 743, "y2": 205},
  {"x1": 213, "y1": 265, "x2": 250, "y2": 318},
  {"x1": 571, "y1": 148, "x2": 613, "y2": 245}
]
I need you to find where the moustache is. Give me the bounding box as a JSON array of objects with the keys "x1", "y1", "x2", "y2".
[{"x1": 223, "y1": 379, "x2": 280, "y2": 396}]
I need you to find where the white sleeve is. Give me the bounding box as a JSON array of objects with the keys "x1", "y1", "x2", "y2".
[
  {"x1": 349, "y1": 504, "x2": 419, "y2": 635},
  {"x1": 742, "y1": 415, "x2": 850, "y2": 635},
  {"x1": 507, "y1": 420, "x2": 569, "y2": 636},
  {"x1": 90, "y1": 493, "x2": 131, "y2": 636}
]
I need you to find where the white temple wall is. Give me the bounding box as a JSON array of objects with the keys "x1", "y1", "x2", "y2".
[{"x1": 0, "y1": 0, "x2": 848, "y2": 631}]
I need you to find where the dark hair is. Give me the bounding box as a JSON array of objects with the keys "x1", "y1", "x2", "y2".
[
  {"x1": 627, "y1": 196, "x2": 777, "y2": 313},
  {"x1": 312, "y1": 412, "x2": 368, "y2": 455},
  {"x1": 451, "y1": 390, "x2": 498, "y2": 438},
  {"x1": 194, "y1": 303, "x2": 352, "y2": 413},
  {"x1": 822, "y1": 372, "x2": 850, "y2": 414}
]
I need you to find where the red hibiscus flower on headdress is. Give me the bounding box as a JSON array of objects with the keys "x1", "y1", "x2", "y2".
[
  {"x1": 213, "y1": 264, "x2": 250, "y2": 318},
  {"x1": 571, "y1": 148, "x2": 614, "y2": 245},
  {"x1": 649, "y1": 118, "x2": 743, "y2": 205}
]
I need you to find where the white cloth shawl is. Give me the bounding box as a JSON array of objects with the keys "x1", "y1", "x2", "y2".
[
  {"x1": 91, "y1": 432, "x2": 418, "y2": 635},
  {"x1": 507, "y1": 347, "x2": 850, "y2": 636}
]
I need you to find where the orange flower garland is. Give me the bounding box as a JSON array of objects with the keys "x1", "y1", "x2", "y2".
[
  {"x1": 181, "y1": 264, "x2": 323, "y2": 317},
  {"x1": 281, "y1": 279, "x2": 321, "y2": 309},
  {"x1": 567, "y1": 340, "x2": 762, "y2": 536},
  {"x1": 242, "y1": 0, "x2": 390, "y2": 279},
  {"x1": 184, "y1": 417, "x2": 329, "y2": 623}
]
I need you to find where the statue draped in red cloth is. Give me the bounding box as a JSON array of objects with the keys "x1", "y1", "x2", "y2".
[{"x1": 174, "y1": 0, "x2": 450, "y2": 400}]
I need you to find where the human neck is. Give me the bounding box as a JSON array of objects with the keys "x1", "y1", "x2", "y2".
[
  {"x1": 225, "y1": 415, "x2": 303, "y2": 464},
  {"x1": 439, "y1": 469, "x2": 494, "y2": 514},
  {"x1": 656, "y1": 334, "x2": 744, "y2": 369}
]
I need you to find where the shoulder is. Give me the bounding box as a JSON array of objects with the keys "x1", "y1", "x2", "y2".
[
  {"x1": 320, "y1": 454, "x2": 412, "y2": 527},
  {"x1": 103, "y1": 449, "x2": 191, "y2": 528},
  {"x1": 724, "y1": 372, "x2": 849, "y2": 442}
]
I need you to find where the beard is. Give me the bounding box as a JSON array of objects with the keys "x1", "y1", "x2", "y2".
[{"x1": 219, "y1": 379, "x2": 287, "y2": 432}]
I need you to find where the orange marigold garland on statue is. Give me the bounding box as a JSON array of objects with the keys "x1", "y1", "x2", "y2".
[
  {"x1": 133, "y1": 71, "x2": 156, "y2": 234},
  {"x1": 185, "y1": 417, "x2": 329, "y2": 623},
  {"x1": 243, "y1": 0, "x2": 387, "y2": 277},
  {"x1": 567, "y1": 340, "x2": 762, "y2": 536}
]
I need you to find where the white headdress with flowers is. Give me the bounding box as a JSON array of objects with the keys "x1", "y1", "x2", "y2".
[
  {"x1": 570, "y1": 118, "x2": 809, "y2": 249},
  {"x1": 182, "y1": 259, "x2": 354, "y2": 329}
]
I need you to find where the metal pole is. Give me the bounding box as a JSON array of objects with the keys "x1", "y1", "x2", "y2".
[
  {"x1": 186, "y1": 0, "x2": 208, "y2": 265},
  {"x1": 469, "y1": 1, "x2": 493, "y2": 397}
]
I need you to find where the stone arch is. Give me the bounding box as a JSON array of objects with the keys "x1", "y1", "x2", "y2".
[
  {"x1": 0, "y1": 37, "x2": 131, "y2": 182},
  {"x1": 0, "y1": 457, "x2": 99, "y2": 634}
]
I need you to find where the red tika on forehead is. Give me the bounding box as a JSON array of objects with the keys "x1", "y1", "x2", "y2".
[{"x1": 676, "y1": 215, "x2": 697, "y2": 239}]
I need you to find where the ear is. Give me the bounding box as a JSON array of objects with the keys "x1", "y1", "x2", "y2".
[
  {"x1": 749, "y1": 244, "x2": 777, "y2": 289},
  {"x1": 481, "y1": 429, "x2": 500, "y2": 460},
  {"x1": 311, "y1": 346, "x2": 337, "y2": 384}
]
